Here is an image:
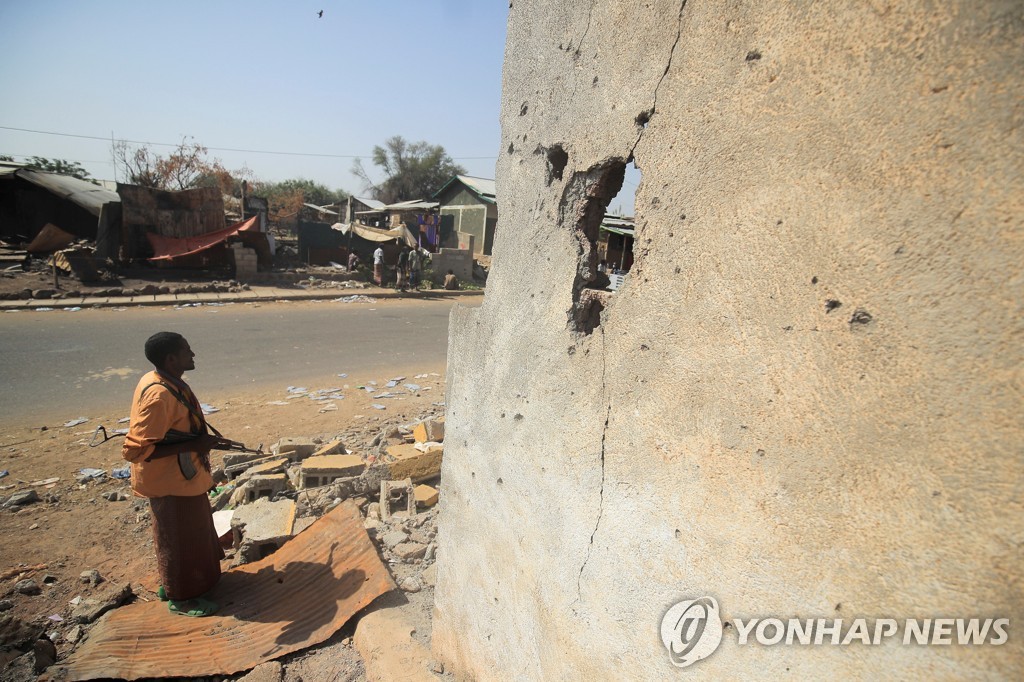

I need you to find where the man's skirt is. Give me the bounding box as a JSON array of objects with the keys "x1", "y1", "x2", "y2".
[
  {"x1": 373, "y1": 263, "x2": 383, "y2": 285},
  {"x1": 150, "y1": 494, "x2": 224, "y2": 601}
]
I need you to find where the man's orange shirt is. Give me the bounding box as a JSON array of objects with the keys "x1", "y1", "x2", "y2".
[{"x1": 122, "y1": 370, "x2": 214, "y2": 498}]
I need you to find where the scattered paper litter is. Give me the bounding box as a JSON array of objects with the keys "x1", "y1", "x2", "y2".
[
  {"x1": 63, "y1": 418, "x2": 89, "y2": 428},
  {"x1": 414, "y1": 374, "x2": 429, "y2": 379},
  {"x1": 111, "y1": 466, "x2": 131, "y2": 479},
  {"x1": 337, "y1": 373, "x2": 348, "y2": 378},
  {"x1": 200, "y1": 404, "x2": 219, "y2": 415},
  {"x1": 404, "y1": 384, "x2": 421, "y2": 391},
  {"x1": 286, "y1": 386, "x2": 308, "y2": 394},
  {"x1": 363, "y1": 387, "x2": 375, "y2": 393},
  {"x1": 266, "y1": 400, "x2": 290, "y2": 406},
  {"x1": 117, "y1": 417, "x2": 131, "y2": 424},
  {"x1": 30, "y1": 477, "x2": 60, "y2": 487},
  {"x1": 389, "y1": 376, "x2": 406, "y2": 382},
  {"x1": 373, "y1": 392, "x2": 396, "y2": 399},
  {"x1": 318, "y1": 403, "x2": 338, "y2": 413},
  {"x1": 371, "y1": 404, "x2": 387, "y2": 410}
]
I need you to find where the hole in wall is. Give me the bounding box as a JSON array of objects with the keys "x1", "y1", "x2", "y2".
[
  {"x1": 546, "y1": 145, "x2": 568, "y2": 185},
  {"x1": 560, "y1": 158, "x2": 629, "y2": 335}
]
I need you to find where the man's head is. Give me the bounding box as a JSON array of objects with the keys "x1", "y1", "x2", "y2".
[{"x1": 144, "y1": 332, "x2": 195, "y2": 375}]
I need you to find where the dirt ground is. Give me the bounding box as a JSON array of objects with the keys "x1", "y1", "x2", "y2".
[{"x1": 0, "y1": 362, "x2": 449, "y2": 680}]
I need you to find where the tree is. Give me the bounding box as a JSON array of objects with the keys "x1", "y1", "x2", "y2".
[
  {"x1": 258, "y1": 178, "x2": 348, "y2": 223},
  {"x1": 352, "y1": 136, "x2": 465, "y2": 204},
  {"x1": 2, "y1": 156, "x2": 92, "y2": 179},
  {"x1": 114, "y1": 137, "x2": 223, "y2": 191}
]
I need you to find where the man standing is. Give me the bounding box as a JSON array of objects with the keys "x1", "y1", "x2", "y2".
[
  {"x1": 372, "y1": 245, "x2": 384, "y2": 285},
  {"x1": 396, "y1": 246, "x2": 409, "y2": 291},
  {"x1": 122, "y1": 332, "x2": 230, "y2": 617},
  {"x1": 408, "y1": 248, "x2": 422, "y2": 290}
]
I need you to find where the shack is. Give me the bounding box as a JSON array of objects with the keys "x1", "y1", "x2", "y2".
[{"x1": 433, "y1": 175, "x2": 497, "y2": 256}]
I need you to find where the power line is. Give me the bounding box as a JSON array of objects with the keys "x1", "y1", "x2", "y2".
[{"x1": 0, "y1": 125, "x2": 498, "y2": 161}]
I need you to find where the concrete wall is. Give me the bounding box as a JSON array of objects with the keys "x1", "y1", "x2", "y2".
[{"x1": 433, "y1": 1, "x2": 1022, "y2": 679}]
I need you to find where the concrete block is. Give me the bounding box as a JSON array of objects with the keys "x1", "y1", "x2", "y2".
[
  {"x1": 354, "y1": 608, "x2": 437, "y2": 682},
  {"x1": 231, "y1": 498, "x2": 296, "y2": 564},
  {"x1": 312, "y1": 439, "x2": 348, "y2": 456},
  {"x1": 385, "y1": 444, "x2": 442, "y2": 483},
  {"x1": 393, "y1": 542, "x2": 427, "y2": 562},
  {"x1": 300, "y1": 454, "x2": 365, "y2": 488},
  {"x1": 414, "y1": 484, "x2": 439, "y2": 508},
  {"x1": 275, "y1": 437, "x2": 317, "y2": 461},
  {"x1": 238, "y1": 473, "x2": 290, "y2": 504},
  {"x1": 380, "y1": 478, "x2": 415, "y2": 522},
  {"x1": 412, "y1": 418, "x2": 445, "y2": 444}
]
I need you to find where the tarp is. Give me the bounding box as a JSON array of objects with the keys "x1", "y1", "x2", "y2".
[
  {"x1": 331, "y1": 222, "x2": 417, "y2": 247},
  {"x1": 57, "y1": 502, "x2": 395, "y2": 681},
  {"x1": 147, "y1": 216, "x2": 259, "y2": 261}
]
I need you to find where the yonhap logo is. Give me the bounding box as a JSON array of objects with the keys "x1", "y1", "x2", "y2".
[{"x1": 660, "y1": 597, "x2": 724, "y2": 668}]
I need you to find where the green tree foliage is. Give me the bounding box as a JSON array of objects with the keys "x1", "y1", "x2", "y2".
[
  {"x1": 352, "y1": 136, "x2": 465, "y2": 204},
  {"x1": 1, "y1": 156, "x2": 92, "y2": 179}
]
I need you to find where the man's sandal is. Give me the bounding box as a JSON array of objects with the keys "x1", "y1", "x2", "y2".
[
  {"x1": 168, "y1": 597, "x2": 219, "y2": 617},
  {"x1": 156, "y1": 585, "x2": 168, "y2": 601}
]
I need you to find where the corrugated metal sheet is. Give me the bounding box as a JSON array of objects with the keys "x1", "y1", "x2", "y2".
[
  {"x1": 57, "y1": 501, "x2": 395, "y2": 681},
  {"x1": 14, "y1": 169, "x2": 120, "y2": 217}
]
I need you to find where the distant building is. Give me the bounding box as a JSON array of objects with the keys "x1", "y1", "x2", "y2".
[{"x1": 433, "y1": 175, "x2": 497, "y2": 256}]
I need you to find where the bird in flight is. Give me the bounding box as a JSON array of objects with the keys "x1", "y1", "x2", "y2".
[{"x1": 317, "y1": 10, "x2": 324, "y2": 18}]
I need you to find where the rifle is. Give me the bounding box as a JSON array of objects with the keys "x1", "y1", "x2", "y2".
[{"x1": 89, "y1": 425, "x2": 263, "y2": 455}]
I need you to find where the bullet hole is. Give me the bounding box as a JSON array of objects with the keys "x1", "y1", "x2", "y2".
[
  {"x1": 545, "y1": 144, "x2": 569, "y2": 184},
  {"x1": 514, "y1": 413, "x2": 523, "y2": 421},
  {"x1": 746, "y1": 50, "x2": 762, "y2": 61},
  {"x1": 500, "y1": 412, "x2": 506, "y2": 418},
  {"x1": 494, "y1": 596, "x2": 499, "y2": 603},
  {"x1": 783, "y1": 325, "x2": 793, "y2": 331},
  {"x1": 724, "y1": 622, "x2": 733, "y2": 629},
  {"x1": 651, "y1": 197, "x2": 660, "y2": 207},
  {"x1": 497, "y1": 478, "x2": 503, "y2": 485},
  {"x1": 508, "y1": 142, "x2": 514, "y2": 154},
  {"x1": 674, "y1": 529, "x2": 681, "y2": 539},
  {"x1": 849, "y1": 309, "x2": 873, "y2": 326},
  {"x1": 635, "y1": 109, "x2": 652, "y2": 127},
  {"x1": 640, "y1": 344, "x2": 649, "y2": 351},
  {"x1": 568, "y1": 346, "x2": 576, "y2": 356},
  {"x1": 592, "y1": 76, "x2": 599, "y2": 86},
  {"x1": 520, "y1": 102, "x2": 528, "y2": 116},
  {"x1": 674, "y1": 266, "x2": 681, "y2": 274},
  {"x1": 835, "y1": 603, "x2": 842, "y2": 612},
  {"x1": 471, "y1": 472, "x2": 475, "y2": 478},
  {"x1": 825, "y1": 299, "x2": 842, "y2": 313},
  {"x1": 776, "y1": 219, "x2": 783, "y2": 225},
  {"x1": 895, "y1": 245, "x2": 905, "y2": 255},
  {"x1": 811, "y1": 276, "x2": 818, "y2": 284},
  {"x1": 931, "y1": 85, "x2": 949, "y2": 94},
  {"x1": 757, "y1": 449, "x2": 765, "y2": 457},
  {"x1": 680, "y1": 213, "x2": 686, "y2": 220}
]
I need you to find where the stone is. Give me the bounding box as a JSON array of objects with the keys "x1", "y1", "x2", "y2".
[
  {"x1": 412, "y1": 418, "x2": 445, "y2": 444},
  {"x1": 408, "y1": 529, "x2": 432, "y2": 545},
  {"x1": 102, "y1": 491, "x2": 127, "y2": 502},
  {"x1": 71, "y1": 583, "x2": 132, "y2": 623},
  {"x1": 354, "y1": 608, "x2": 437, "y2": 682},
  {"x1": 413, "y1": 484, "x2": 439, "y2": 508},
  {"x1": 421, "y1": 563, "x2": 437, "y2": 588},
  {"x1": 384, "y1": 444, "x2": 442, "y2": 483},
  {"x1": 32, "y1": 289, "x2": 56, "y2": 300},
  {"x1": 0, "y1": 599, "x2": 12, "y2": 612},
  {"x1": 236, "y1": 660, "x2": 283, "y2": 682},
  {"x1": 363, "y1": 518, "x2": 380, "y2": 532},
  {"x1": 14, "y1": 579, "x2": 40, "y2": 595},
  {"x1": 381, "y1": 530, "x2": 408, "y2": 549},
  {"x1": 33, "y1": 637, "x2": 56, "y2": 673},
  {"x1": 231, "y1": 498, "x2": 296, "y2": 564},
  {"x1": 5, "y1": 490, "x2": 39, "y2": 507},
  {"x1": 399, "y1": 576, "x2": 422, "y2": 593},
  {"x1": 392, "y1": 542, "x2": 427, "y2": 562},
  {"x1": 65, "y1": 625, "x2": 82, "y2": 643},
  {"x1": 79, "y1": 569, "x2": 102, "y2": 586}
]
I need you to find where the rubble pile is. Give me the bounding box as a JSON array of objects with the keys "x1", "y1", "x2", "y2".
[{"x1": 1, "y1": 404, "x2": 447, "y2": 679}]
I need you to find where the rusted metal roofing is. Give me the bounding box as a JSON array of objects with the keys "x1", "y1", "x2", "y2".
[
  {"x1": 57, "y1": 501, "x2": 395, "y2": 681},
  {"x1": 14, "y1": 169, "x2": 120, "y2": 217}
]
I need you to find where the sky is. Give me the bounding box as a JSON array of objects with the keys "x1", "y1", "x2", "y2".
[{"x1": 0, "y1": 1, "x2": 638, "y2": 214}]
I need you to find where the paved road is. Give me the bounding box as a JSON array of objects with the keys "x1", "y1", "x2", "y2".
[{"x1": 0, "y1": 298, "x2": 474, "y2": 424}]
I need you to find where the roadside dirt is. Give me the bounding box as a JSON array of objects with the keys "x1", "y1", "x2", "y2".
[{"x1": 0, "y1": 364, "x2": 448, "y2": 680}]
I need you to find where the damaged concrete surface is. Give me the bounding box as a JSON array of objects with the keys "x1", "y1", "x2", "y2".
[{"x1": 433, "y1": 0, "x2": 1023, "y2": 679}]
